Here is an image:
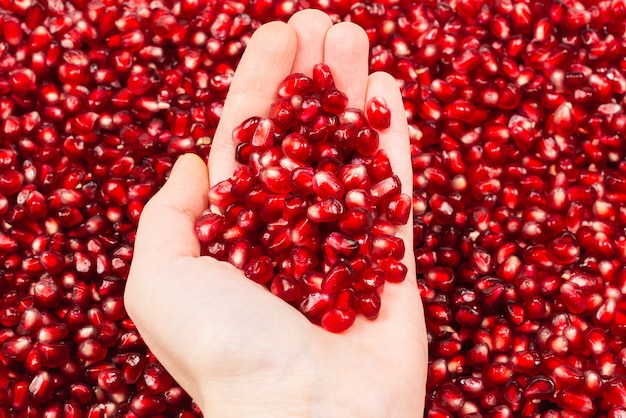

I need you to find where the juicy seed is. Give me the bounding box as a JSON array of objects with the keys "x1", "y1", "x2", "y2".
[
  {"x1": 307, "y1": 198, "x2": 345, "y2": 223},
  {"x1": 365, "y1": 96, "x2": 391, "y2": 130},
  {"x1": 322, "y1": 260, "x2": 356, "y2": 293},
  {"x1": 312, "y1": 62, "x2": 335, "y2": 91},
  {"x1": 300, "y1": 292, "x2": 334, "y2": 320},
  {"x1": 355, "y1": 291, "x2": 382, "y2": 319},
  {"x1": 278, "y1": 73, "x2": 314, "y2": 98},
  {"x1": 371, "y1": 175, "x2": 401, "y2": 204},
  {"x1": 377, "y1": 257, "x2": 408, "y2": 283},
  {"x1": 251, "y1": 118, "x2": 276, "y2": 150},
  {"x1": 195, "y1": 212, "x2": 227, "y2": 242},
  {"x1": 338, "y1": 207, "x2": 374, "y2": 235},
  {"x1": 321, "y1": 307, "x2": 357, "y2": 333},
  {"x1": 386, "y1": 193, "x2": 412, "y2": 225},
  {"x1": 243, "y1": 256, "x2": 274, "y2": 284}
]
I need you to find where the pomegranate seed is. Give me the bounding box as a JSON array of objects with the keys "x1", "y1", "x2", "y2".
[
  {"x1": 300, "y1": 292, "x2": 334, "y2": 320},
  {"x1": 243, "y1": 256, "x2": 274, "y2": 284},
  {"x1": 76, "y1": 339, "x2": 106, "y2": 364},
  {"x1": 3, "y1": 335, "x2": 32, "y2": 361},
  {"x1": 28, "y1": 370, "x2": 54, "y2": 401},
  {"x1": 437, "y1": 382, "x2": 464, "y2": 412},
  {"x1": 307, "y1": 198, "x2": 345, "y2": 223},
  {"x1": 372, "y1": 235, "x2": 405, "y2": 261},
  {"x1": 38, "y1": 342, "x2": 70, "y2": 368},
  {"x1": 365, "y1": 95, "x2": 391, "y2": 130},
  {"x1": 321, "y1": 306, "x2": 356, "y2": 333},
  {"x1": 37, "y1": 323, "x2": 68, "y2": 344},
  {"x1": 338, "y1": 207, "x2": 373, "y2": 235},
  {"x1": 322, "y1": 260, "x2": 356, "y2": 293},
  {"x1": 194, "y1": 211, "x2": 227, "y2": 242},
  {"x1": 140, "y1": 362, "x2": 173, "y2": 395},
  {"x1": 129, "y1": 394, "x2": 166, "y2": 415},
  {"x1": 325, "y1": 232, "x2": 360, "y2": 258},
  {"x1": 376, "y1": 257, "x2": 407, "y2": 283},
  {"x1": 553, "y1": 364, "x2": 585, "y2": 388},
  {"x1": 12, "y1": 379, "x2": 30, "y2": 410},
  {"x1": 278, "y1": 73, "x2": 314, "y2": 98},
  {"x1": 0, "y1": 170, "x2": 24, "y2": 195},
  {"x1": 386, "y1": 193, "x2": 412, "y2": 225},
  {"x1": 556, "y1": 389, "x2": 594, "y2": 414},
  {"x1": 313, "y1": 170, "x2": 344, "y2": 199},
  {"x1": 122, "y1": 354, "x2": 147, "y2": 385},
  {"x1": 370, "y1": 175, "x2": 401, "y2": 204},
  {"x1": 270, "y1": 273, "x2": 301, "y2": 302}
]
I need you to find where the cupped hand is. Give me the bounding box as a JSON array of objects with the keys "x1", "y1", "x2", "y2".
[{"x1": 125, "y1": 9, "x2": 427, "y2": 418}]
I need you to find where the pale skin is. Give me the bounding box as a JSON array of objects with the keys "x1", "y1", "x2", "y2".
[{"x1": 125, "y1": 9, "x2": 427, "y2": 418}]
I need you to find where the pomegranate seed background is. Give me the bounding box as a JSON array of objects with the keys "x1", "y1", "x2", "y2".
[{"x1": 1, "y1": 0, "x2": 626, "y2": 416}]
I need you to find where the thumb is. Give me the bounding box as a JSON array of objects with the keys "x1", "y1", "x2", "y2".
[
  {"x1": 125, "y1": 153, "x2": 209, "y2": 338},
  {"x1": 131, "y1": 153, "x2": 209, "y2": 268}
]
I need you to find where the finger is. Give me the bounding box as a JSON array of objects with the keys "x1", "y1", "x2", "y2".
[
  {"x1": 364, "y1": 72, "x2": 421, "y2": 317},
  {"x1": 131, "y1": 153, "x2": 209, "y2": 266},
  {"x1": 209, "y1": 21, "x2": 297, "y2": 186},
  {"x1": 288, "y1": 9, "x2": 333, "y2": 75},
  {"x1": 366, "y1": 72, "x2": 412, "y2": 202},
  {"x1": 323, "y1": 22, "x2": 370, "y2": 108}
]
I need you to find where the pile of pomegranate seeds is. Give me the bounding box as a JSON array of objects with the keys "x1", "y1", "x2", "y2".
[
  {"x1": 195, "y1": 63, "x2": 410, "y2": 333},
  {"x1": 0, "y1": 0, "x2": 626, "y2": 416}
]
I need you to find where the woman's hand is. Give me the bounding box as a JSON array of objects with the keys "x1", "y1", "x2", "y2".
[{"x1": 125, "y1": 9, "x2": 427, "y2": 417}]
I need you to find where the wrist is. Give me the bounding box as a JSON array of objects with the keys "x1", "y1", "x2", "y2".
[
  {"x1": 196, "y1": 349, "x2": 422, "y2": 418},
  {"x1": 191, "y1": 327, "x2": 425, "y2": 418},
  {"x1": 197, "y1": 367, "x2": 317, "y2": 417}
]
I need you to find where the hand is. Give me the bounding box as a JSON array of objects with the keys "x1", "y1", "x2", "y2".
[{"x1": 125, "y1": 9, "x2": 427, "y2": 417}]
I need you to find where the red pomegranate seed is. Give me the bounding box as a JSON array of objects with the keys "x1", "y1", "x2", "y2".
[
  {"x1": 307, "y1": 198, "x2": 345, "y2": 223},
  {"x1": 28, "y1": 370, "x2": 54, "y2": 401},
  {"x1": 556, "y1": 389, "x2": 594, "y2": 414},
  {"x1": 37, "y1": 323, "x2": 68, "y2": 344},
  {"x1": 386, "y1": 193, "x2": 412, "y2": 225},
  {"x1": 140, "y1": 362, "x2": 173, "y2": 395},
  {"x1": 339, "y1": 163, "x2": 369, "y2": 190},
  {"x1": 313, "y1": 170, "x2": 344, "y2": 199},
  {"x1": 372, "y1": 235, "x2": 405, "y2": 261},
  {"x1": 319, "y1": 260, "x2": 353, "y2": 292},
  {"x1": 281, "y1": 133, "x2": 312, "y2": 162},
  {"x1": 120, "y1": 353, "x2": 146, "y2": 385},
  {"x1": 321, "y1": 306, "x2": 356, "y2": 333},
  {"x1": 3, "y1": 335, "x2": 32, "y2": 361},
  {"x1": 370, "y1": 175, "x2": 401, "y2": 204},
  {"x1": 553, "y1": 364, "x2": 585, "y2": 389},
  {"x1": 270, "y1": 273, "x2": 300, "y2": 302},
  {"x1": 76, "y1": 339, "x2": 106, "y2": 364},
  {"x1": 365, "y1": 95, "x2": 391, "y2": 130},
  {"x1": 243, "y1": 256, "x2": 274, "y2": 284},
  {"x1": 39, "y1": 342, "x2": 70, "y2": 368},
  {"x1": 376, "y1": 257, "x2": 407, "y2": 282},
  {"x1": 250, "y1": 118, "x2": 275, "y2": 150},
  {"x1": 129, "y1": 394, "x2": 166, "y2": 415},
  {"x1": 195, "y1": 211, "x2": 227, "y2": 242},
  {"x1": 437, "y1": 382, "x2": 465, "y2": 412},
  {"x1": 338, "y1": 207, "x2": 373, "y2": 235},
  {"x1": 300, "y1": 292, "x2": 334, "y2": 320},
  {"x1": 325, "y1": 232, "x2": 359, "y2": 258},
  {"x1": 12, "y1": 379, "x2": 29, "y2": 410},
  {"x1": 355, "y1": 290, "x2": 382, "y2": 319},
  {"x1": 0, "y1": 170, "x2": 24, "y2": 195}
]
